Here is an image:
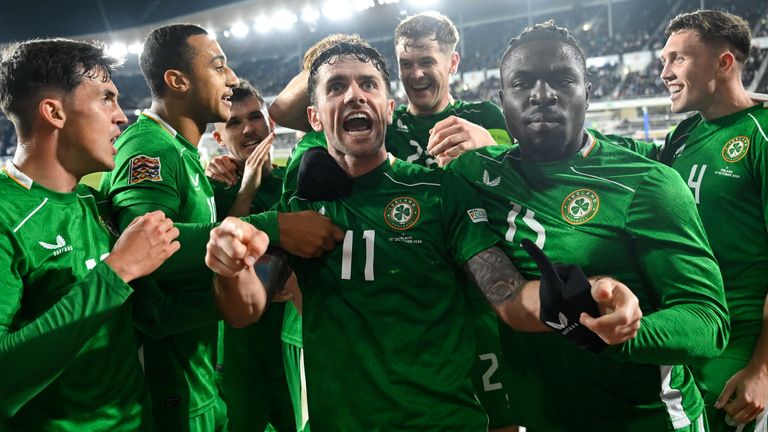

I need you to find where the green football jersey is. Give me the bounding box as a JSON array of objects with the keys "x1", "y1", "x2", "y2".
[
  {"x1": 0, "y1": 162, "x2": 152, "y2": 431},
  {"x1": 210, "y1": 167, "x2": 294, "y2": 432},
  {"x1": 388, "y1": 100, "x2": 512, "y2": 168},
  {"x1": 281, "y1": 156, "x2": 498, "y2": 431},
  {"x1": 282, "y1": 100, "x2": 512, "y2": 200},
  {"x1": 660, "y1": 103, "x2": 768, "y2": 348},
  {"x1": 448, "y1": 134, "x2": 730, "y2": 431},
  {"x1": 100, "y1": 111, "x2": 222, "y2": 425},
  {"x1": 659, "y1": 104, "x2": 768, "y2": 431}
]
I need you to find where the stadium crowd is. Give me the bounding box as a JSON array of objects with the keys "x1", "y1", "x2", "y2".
[{"x1": 2, "y1": 2, "x2": 768, "y2": 432}]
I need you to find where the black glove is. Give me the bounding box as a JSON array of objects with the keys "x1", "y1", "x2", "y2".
[
  {"x1": 521, "y1": 239, "x2": 607, "y2": 353},
  {"x1": 254, "y1": 247, "x2": 292, "y2": 302},
  {"x1": 297, "y1": 147, "x2": 351, "y2": 201}
]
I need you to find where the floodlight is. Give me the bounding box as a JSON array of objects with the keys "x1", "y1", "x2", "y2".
[
  {"x1": 254, "y1": 15, "x2": 272, "y2": 33},
  {"x1": 322, "y1": 0, "x2": 353, "y2": 20},
  {"x1": 301, "y1": 6, "x2": 321, "y2": 24},
  {"x1": 406, "y1": 0, "x2": 434, "y2": 6},
  {"x1": 353, "y1": 0, "x2": 375, "y2": 10},
  {"x1": 378, "y1": 0, "x2": 400, "y2": 4},
  {"x1": 231, "y1": 22, "x2": 250, "y2": 38},
  {"x1": 273, "y1": 10, "x2": 298, "y2": 30},
  {"x1": 106, "y1": 42, "x2": 127, "y2": 59},
  {"x1": 127, "y1": 42, "x2": 142, "y2": 55},
  {"x1": 206, "y1": 28, "x2": 218, "y2": 40}
]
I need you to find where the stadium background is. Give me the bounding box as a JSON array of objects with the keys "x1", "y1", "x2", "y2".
[{"x1": 1, "y1": 0, "x2": 767, "y2": 183}]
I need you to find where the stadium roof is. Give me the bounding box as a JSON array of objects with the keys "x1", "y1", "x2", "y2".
[{"x1": 0, "y1": 0, "x2": 247, "y2": 43}]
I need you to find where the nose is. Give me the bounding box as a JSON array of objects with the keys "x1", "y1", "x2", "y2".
[
  {"x1": 659, "y1": 61, "x2": 673, "y2": 83},
  {"x1": 529, "y1": 80, "x2": 557, "y2": 107},
  {"x1": 226, "y1": 66, "x2": 239, "y2": 88},
  {"x1": 114, "y1": 104, "x2": 128, "y2": 126},
  {"x1": 344, "y1": 82, "x2": 367, "y2": 106}
]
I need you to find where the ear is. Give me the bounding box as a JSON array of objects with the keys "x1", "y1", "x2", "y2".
[
  {"x1": 268, "y1": 117, "x2": 276, "y2": 132},
  {"x1": 38, "y1": 98, "x2": 66, "y2": 129},
  {"x1": 212, "y1": 129, "x2": 225, "y2": 147},
  {"x1": 386, "y1": 99, "x2": 395, "y2": 125},
  {"x1": 717, "y1": 51, "x2": 736, "y2": 77},
  {"x1": 164, "y1": 69, "x2": 190, "y2": 93},
  {"x1": 449, "y1": 51, "x2": 460, "y2": 74},
  {"x1": 307, "y1": 106, "x2": 323, "y2": 132},
  {"x1": 585, "y1": 81, "x2": 592, "y2": 109},
  {"x1": 498, "y1": 89, "x2": 504, "y2": 103}
]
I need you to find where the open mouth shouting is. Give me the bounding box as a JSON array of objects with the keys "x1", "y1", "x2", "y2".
[{"x1": 343, "y1": 112, "x2": 373, "y2": 135}]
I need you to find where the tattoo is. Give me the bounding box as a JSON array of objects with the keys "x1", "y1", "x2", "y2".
[{"x1": 465, "y1": 247, "x2": 527, "y2": 305}]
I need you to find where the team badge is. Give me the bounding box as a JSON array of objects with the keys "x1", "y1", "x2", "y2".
[
  {"x1": 384, "y1": 196, "x2": 420, "y2": 230},
  {"x1": 561, "y1": 189, "x2": 600, "y2": 225},
  {"x1": 722, "y1": 136, "x2": 749, "y2": 163},
  {"x1": 129, "y1": 155, "x2": 162, "y2": 184}
]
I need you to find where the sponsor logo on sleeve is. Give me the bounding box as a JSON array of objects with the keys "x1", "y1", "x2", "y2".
[
  {"x1": 129, "y1": 155, "x2": 162, "y2": 184},
  {"x1": 482, "y1": 169, "x2": 500, "y2": 187},
  {"x1": 722, "y1": 136, "x2": 749, "y2": 163},
  {"x1": 467, "y1": 208, "x2": 489, "y2": 223},
  {"x1": 384, "y1": 197, "x2": 420, "y2": 230}
]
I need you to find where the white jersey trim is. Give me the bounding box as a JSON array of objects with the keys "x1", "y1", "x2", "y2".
[
  {"x1": 142, "y1": 109, "x2": 178, "y2": 137},
  {"x1": 13, "y1": 198, "x2": 48, "y2": 233},
  {"x1": 4, "y1": 160, "x2": 33, "y2": 190},
  {"x1": 382, "y1": 172, "x2": 440, "y2": 188},
  {"x1": 659, "y1": 365, "x2": 692, "y2": 430},
  {"x1": 569, "y1": 167, "x2": 636, "y2": 193},
  {"x1": 748, "y1": 113, "x2": 768, "y2": 142}
]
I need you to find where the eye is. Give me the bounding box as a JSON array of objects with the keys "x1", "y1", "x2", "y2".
[
  {"x1": 329, "y1": 82, "x2": 344, "y2": 93},
  {"x1": 362, "y1": 80, "x2": 376, "y2": 90},
  {"x1": 226, "y1": 119, "x2": 241, "y2": 128}
]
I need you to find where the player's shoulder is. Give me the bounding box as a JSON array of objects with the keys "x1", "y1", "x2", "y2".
[
  {"x1": 389, "y1": 157, "x2": 444, "y2": 186},
  {"x1": 450, "y1": 145, "x2": 512, "y2": 171},
  {"x1": 744, "y1": 102, "x2": 768, "y2": 141},
  {"x1": 453, "y1": 100, "x2": 504, "y2": 119},
  {"x1": 115, "y1": 117, "x2": 179, "y2": 159}
]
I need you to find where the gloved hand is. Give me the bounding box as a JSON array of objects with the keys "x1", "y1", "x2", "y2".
[
  {"x1": 521, "y1": 239, "x2": 607, "y2": 353},
  {"x1": 297, "y1": 147, "x2": 351, "y2": 201}
]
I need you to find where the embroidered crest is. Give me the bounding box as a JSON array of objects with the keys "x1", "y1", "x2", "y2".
[
  {"x1": 722, "y1": 136, "x2": 749, "y2": 163},
  {"x1": 561, "y1": 189, "x2": 600, "y2": 225},
  {"x1": 384, "y1": 197, "x2": 420, "y2": 230},
  {"x1": 129, "y1": 155, "x2": 162, "y2": 184}
]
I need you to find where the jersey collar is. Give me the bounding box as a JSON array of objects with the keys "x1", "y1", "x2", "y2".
[
  {"x1": 579, "y1": 130, "x2": 597, "y2": 158},
  {"x1": 3, "y1": 160, "x2": 33, "y2": 190},
  {"x1": 142, "y1": 109, "x2": 178, "y2": 138}
]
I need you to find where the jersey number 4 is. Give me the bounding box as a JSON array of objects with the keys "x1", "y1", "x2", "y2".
[
  {"x1": 341, "y1": 230, "x2": 375, "y2": 281},
  {"x1": 687, "y1": 164, "x2": 706, "y2": 204}
]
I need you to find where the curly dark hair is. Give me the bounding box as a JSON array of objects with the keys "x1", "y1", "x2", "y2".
[
  {"x1": 307, "y1": 40, "x2": 391, "y2": 105},
  {"x1": 501, "y1": 20, "x2": 587, "y2": 78}
]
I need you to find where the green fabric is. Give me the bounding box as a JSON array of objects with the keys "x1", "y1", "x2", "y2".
[
  {"x1": 280, "y1": 157, "x2": 498, "y2": 431},
  {"x1": 100, "y1": 112, "x2": 222, "y2": 428},
  {"x1": 387, "y1": 100, "x2": 512, "y2": 168},
  {"x1": 448, "y1": 134, "x2": 729, "y2": 431},
  {"x1": 660, "y1": 103, "x2": 768, "y2": 431},
  {"x1": 0, "y1": 165, "x2": 152, "y2": 431},
  {"x1": 210, "y1": 167, "x2": 294, "y2": 432},
  {"x1": 282, "y1": 341, "x2": 308, "y2": 432}
]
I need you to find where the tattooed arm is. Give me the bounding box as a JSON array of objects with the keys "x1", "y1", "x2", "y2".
[{"x1": 465, "y1": 247, "x2": 642, "y2": 343}]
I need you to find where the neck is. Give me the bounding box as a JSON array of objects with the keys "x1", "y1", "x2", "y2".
[
  {"x1": 519, "y1": 131, "x2": 587, "y2": 163},
  {"x1": 12, "y1": 136, "x2": 79, "y2": 193},
  {"x1": 408, "y1": 93, "x2": 454, "y2": 116},
  {"x1": 149, "y1": 99, "x2": 206, "y2": 146},
  {"x1": 699, "y1": 78, "x2": 755, "y2": 120},
  {"x1": 331, "y1": 148, "x2": 388, "y2": 178}
]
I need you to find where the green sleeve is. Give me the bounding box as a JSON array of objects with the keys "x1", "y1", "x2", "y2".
[
  {"x1": 131, "y1": 277, "x2": 219, "y2": 340},
  {"x1": 0, "y1": 260, "x2": 131, "y2": 417},
  {"x1": 210, "y1": 179, "x2": 236, "y2": 222},
  {"x1": 479, "y1": 102, "x2": 512, "y2": 146},
  {"x1": 589, "y1": 128, "x2": 661, "y2": 160},
  {"x1": 440, "y1": 171, "x2": 500, "y2": 265},
  {"x1": 614, "y1": 166, "x2": 729, "y2": 364}
]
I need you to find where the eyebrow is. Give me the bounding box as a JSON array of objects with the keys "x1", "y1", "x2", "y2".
[{"x1": 210, "y1": 54, "x2": 227, "y2": 64}]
